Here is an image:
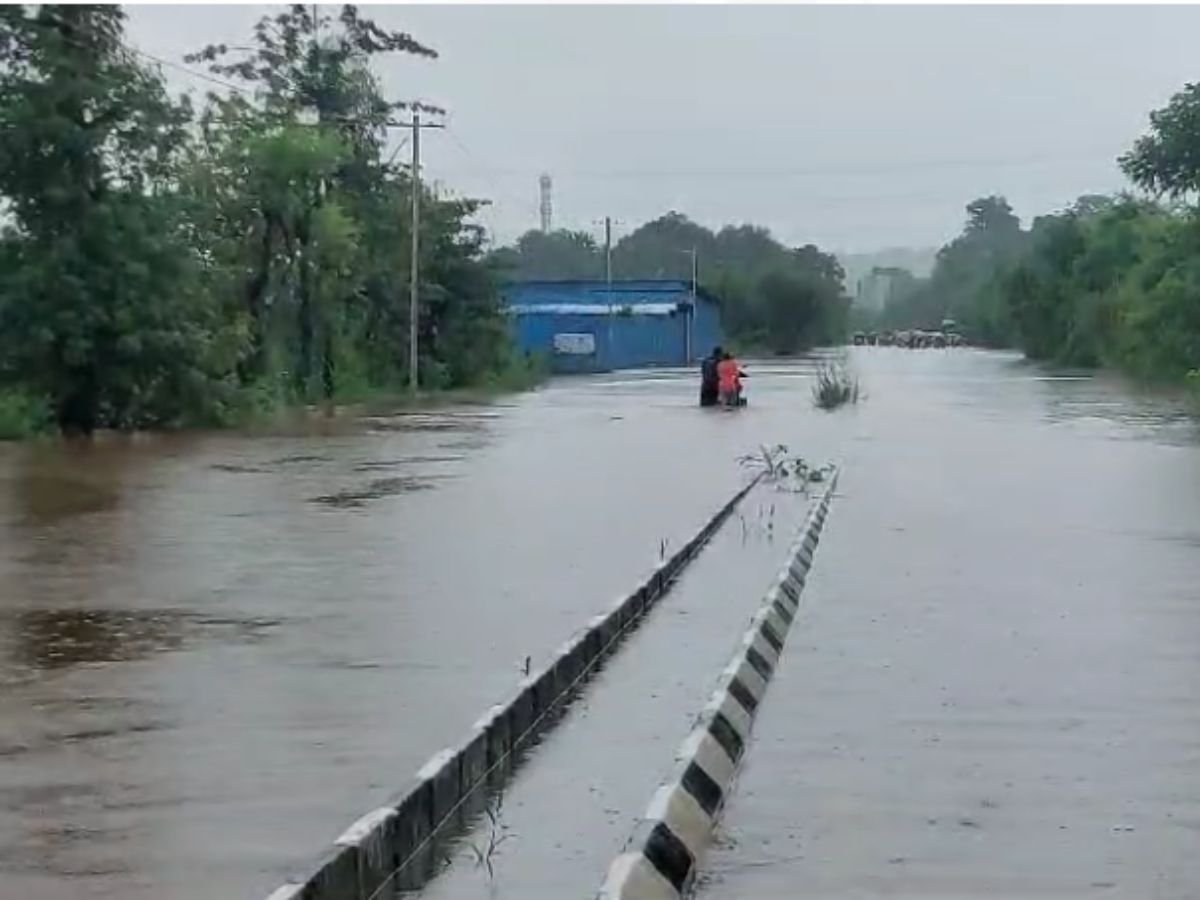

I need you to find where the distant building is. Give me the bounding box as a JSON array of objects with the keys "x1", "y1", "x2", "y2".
[
  {"x1": 502, "y1": 279, "x2": 722, "y2": 374},
  {"x1": 856, "y1": 266, "x2": 916, "y2": 313}
]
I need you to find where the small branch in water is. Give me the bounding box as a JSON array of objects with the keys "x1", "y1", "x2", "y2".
[{"x1": 464, "y1": 790, "x2": 514, "y2": 880}]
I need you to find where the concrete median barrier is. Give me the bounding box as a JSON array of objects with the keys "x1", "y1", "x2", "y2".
[
  {"x1": 254, "y1": 473, "x2": 765, "y2": 900},
  {"x1": 597, "y1": 473, "x2": 838, "y2": 900}
]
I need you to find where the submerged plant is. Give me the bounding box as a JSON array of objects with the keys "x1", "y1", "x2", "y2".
[
  {"x1": 465, "y1": 792, "x2": 514, "y2": 880},
  {"x1": 738, "y1": 444, "x2": 834, "y2": 492},
  {"x1": 812, "y1": 364, "x2": 860, "y2": 411}
]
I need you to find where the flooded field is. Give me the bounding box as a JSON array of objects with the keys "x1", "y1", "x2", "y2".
[{"x1": 2, "y1": 350, "x2": 1199, "y2": 899}]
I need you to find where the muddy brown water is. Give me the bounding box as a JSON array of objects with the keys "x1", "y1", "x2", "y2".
[{"x1": 2, "y1": 351, "x2": 1198, "y2": 899}]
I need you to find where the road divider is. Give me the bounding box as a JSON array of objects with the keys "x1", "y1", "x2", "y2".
[
  {"x1": 597, "y1": 473, "x2": 838, "y2": 900},
  {"x1": 256, "y1": 473, "x2": 765, "y2": 900}
]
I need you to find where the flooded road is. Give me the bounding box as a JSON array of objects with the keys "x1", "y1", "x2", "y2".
[
  {"x1": 412, "y1": 479, "x2": 813, "y2": 900},
  {"x1": 3, "y1": 350, "x2": 1200, "y2": 899},
  {"x1": 699, "y1": 352, "x2": 1200, "y2": 899},
  {"x1": 0, "y1": 366, "x2": 821, "y2": 900}
]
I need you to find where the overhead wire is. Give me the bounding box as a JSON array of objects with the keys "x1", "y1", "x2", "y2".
[
  {"x1": 440, "y1": 124, "x2": 543, "y2": 221},
  {"x1": 31, "y1": 9, "x2": 256, "y2": 98}
]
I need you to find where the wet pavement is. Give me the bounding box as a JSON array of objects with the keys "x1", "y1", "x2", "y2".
[
  {"x1": 4, "y1": 351, "x2": 1200, "y2": 900},
  {"x1": 698, "y1": 352, "x2": 1200, "y2": 899}
]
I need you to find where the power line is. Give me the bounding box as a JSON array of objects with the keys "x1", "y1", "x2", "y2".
[
  {"x1": 441, "y1": 125, "x2": 543, "y2": 220},
  {"x1": 133, "y1": 46, "x2": 255, "y2": 98},
  {"x1": 429, "y1": 151, "x2": 1123, "y2": 182},
  {"x1": 385, "y1": 134, "x2": 410, "y2": 166},
  {"x1": 31, "y1": 9, "x2": 255, "y2": 98}
]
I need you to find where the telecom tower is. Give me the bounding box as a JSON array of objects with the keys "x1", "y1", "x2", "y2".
[{"x1": 539, "y1": 173, "x2": 552, "y2": 232}]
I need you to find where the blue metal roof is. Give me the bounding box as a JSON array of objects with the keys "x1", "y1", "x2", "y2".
[{"x1": 502, "y1": 279, "x2": 702, "y2": 308}]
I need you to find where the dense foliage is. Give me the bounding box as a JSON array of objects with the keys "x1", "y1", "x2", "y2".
[
  {"x1": 494, "y1": 211, "x2": 851, "y2": 354},
  {"x1": 0, "y1": 4, "x2": 525, "y2": 436},
  {"x1": 867, "y1": 79, "x2": 1200, "y2": 384},
  {"x1": 873, "y1": 196, "x2": 1026, "y2": 345}
]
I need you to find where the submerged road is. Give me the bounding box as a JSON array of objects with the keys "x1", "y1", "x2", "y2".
[
  {"x1": 0, "y1": 360, "x2": 829, "y2": 900},
  {"x1": 699, "y1": 353, "x2": 1200, "y2": 899},
  {"x1": 3, "y1": 350, "x2": 1200, "y2": 899}
]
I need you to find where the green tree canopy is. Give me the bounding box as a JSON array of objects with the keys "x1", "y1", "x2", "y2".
[
  {"x1": 1120, "y1": 82, "x2": 1200, "y2": 199},
  {"x1": 0, "y1": 5, "x2": 218, "y2": 433}
]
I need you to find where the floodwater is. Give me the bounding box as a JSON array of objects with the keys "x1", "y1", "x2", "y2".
[
  {"x1": 0, "y1": 364, "x2": 822, "y2": 900},
  {"x1": 699, "y1": 351, "x2": 1200, "y2": 899},
  {"x1": 3, "y1": 351, "x2": 1199, "y2": 900},
  {"x1": 411, "y1": 477, "x2": 813, "y2": 900}
]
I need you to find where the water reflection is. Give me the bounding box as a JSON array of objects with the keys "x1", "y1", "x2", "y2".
[
  {"x1": 7, "y1": 608, "x2": 279, "y2": 671},
  {"x1": 310, "y1": 475, "x2": 441, "y2": 509}
]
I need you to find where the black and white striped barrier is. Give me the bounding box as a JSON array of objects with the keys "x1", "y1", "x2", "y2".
[
  {"x1": 597, "y1": 473, "x2": 838, "y2": 900},
  {"x1": 256, "y1": 474, "x2": 765, "y2": 900}
]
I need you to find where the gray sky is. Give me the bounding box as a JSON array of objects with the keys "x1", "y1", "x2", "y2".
[{"x1": 126, "y1": 4, "x2": 1200, "y2": 254}]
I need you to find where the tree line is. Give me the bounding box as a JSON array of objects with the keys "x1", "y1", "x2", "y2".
[
  {"x1": 869, "y1": 79, "x2": 1200, "y2": 385},
  {"x1": 0, "y1": 4, "x2": 532, "y2": 437},
  {"x1": 491, "y1": 212, "x2": 851, "y2": 355}
]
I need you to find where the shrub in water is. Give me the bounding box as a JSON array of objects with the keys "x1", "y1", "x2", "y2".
[{"x1": 812, "y1": 364, "x2": 860, "y2": 411}]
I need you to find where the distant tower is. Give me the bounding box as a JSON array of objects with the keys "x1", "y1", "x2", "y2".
[{"x1": 539, "y1": 173, "x2": 553, "y2": 232}]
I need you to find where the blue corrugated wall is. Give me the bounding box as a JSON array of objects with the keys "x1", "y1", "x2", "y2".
[{"x1": 505, "y1": 280, "x2": 724, "y2": 374}]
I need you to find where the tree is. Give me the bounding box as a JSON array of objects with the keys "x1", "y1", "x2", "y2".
[
  {"x1": 185, "y1": 4, "x2": 507, "y2": 398},
  {"x1": 1002, "y1": 213, "x2": 1088, "y2": 361},
  {"x1": 491, "y1": 229, "x2": 601, "y2": 280},
  {"x1": 1119, "y1": 82, "x2": 1200, "y2": 199},
  {"x1": 882, "y1": 195, "x2": 1025, "y2": 342},
  {"x1": 189, "y1": 5, "x2": 434, "y2": 400},
  {"x1": 613, "y1": 212, "x2": 714, "y2": 279},
  {"x1": 0, "y1": 5, "x2": 222, "y2": 433}
]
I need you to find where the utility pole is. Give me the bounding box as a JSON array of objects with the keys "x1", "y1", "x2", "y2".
[
  {"x1": 676, "y1": 246, "x2": 698, "y2": 364},
  {"x1": 386, "y1": 105, "x2": 445, "y2": 394},
  {"x1": 409, "y1": 110, "x2": 421, "y2": 394},
  {"x1": 688, "y1": 246, "x2": 697, "y2": 364},
  {"x1": 605, "y1": 216, "x2": 614, "y2": 367}
]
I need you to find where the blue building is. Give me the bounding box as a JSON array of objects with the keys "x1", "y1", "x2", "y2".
[{"x1": 502, "y1": 279, "x2": 723, "y2": 374}]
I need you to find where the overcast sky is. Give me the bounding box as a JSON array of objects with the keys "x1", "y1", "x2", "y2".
[{"x1": 126, "y1": 4, "x2": 1200, "y2": 254}]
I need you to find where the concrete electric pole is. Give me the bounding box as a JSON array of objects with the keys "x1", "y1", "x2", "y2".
[
  {"x1": 605, "y1": 216, "x2": 614, "y2": 361},
  {"x1": 688, "y1": 246, "x2": 697, "y2": 364},
  {"x1": 387, "y1": 105, "x2": 445, "y2": 393},
  {"x1": 410, "y1": 110, "x2": 421, "y2": 394}
]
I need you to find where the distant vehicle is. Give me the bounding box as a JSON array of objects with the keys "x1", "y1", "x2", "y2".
[{"x1": 853, "y1": 331, "x2": 866, "y2": 346}]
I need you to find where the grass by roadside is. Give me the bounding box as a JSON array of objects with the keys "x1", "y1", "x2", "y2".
[{"x1": 0, "y1": 353, "x2": 549, "y2": 442}]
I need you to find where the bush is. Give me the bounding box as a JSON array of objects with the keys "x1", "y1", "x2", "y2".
[
  {"x1": 812, "y1": 363, "x2": 860, "y2": 411},
  {"x1": 0, "y1": 389, "x2": 50, "y2": 440},
  {"x1": 479, "y1": 350, "x2": 548, "y2": 392}
]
